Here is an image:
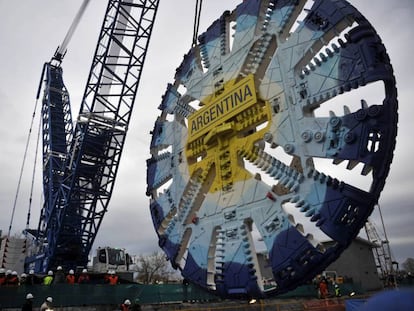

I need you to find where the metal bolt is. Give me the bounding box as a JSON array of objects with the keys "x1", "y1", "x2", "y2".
[
  {"x1": 301, "y1": 131, "x2": 312, "y2": 143},
  {"x1": 264, "y1": 132, "x2": 273, "y2": 142},
  {"x1": 368, "y1": 105, "x2": 380, "y2": 117},
  {"x1": 344, "y1": 132, "x2": 355, "y2": 144},
  {"x1": 355, "y1": 109, "x2": 367, "y2": 121},
  {"x1": 314, "y1": 131, "x2": 324, "y2": 143},
  {"x1": 284, "y1": 144, "x2": 294, "y2": 154},
  {"x1": 330, "y1": 117, "x2": 341, "y2": 129}
]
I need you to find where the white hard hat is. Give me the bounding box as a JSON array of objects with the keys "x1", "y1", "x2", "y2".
[
  {"x1": 48, "y1": 270, "x2": 53, "y2": 276},
  {"x1": 57, "y1": 266, "x2": 63, "y2": 271},
  {"x1": 82, "y1": 268, "x2": 88, "y2": 273},
  {"x1": 29, "y1": 269, "x2": 34, "y2": 275},
  {"x1": 26, "y1": 293, "x2": 34, "y2": 299},
  {"x1": 21, "y1": 273, "x2": 27, "y2": 278},
  {"x1": 12, "y1": 271, "x2": 18, "y2": 276},
  {"x1": 124, "y1": 299, "x2": 131, "y2": 305},
  {"x1": 6, "y1": 270, "x2": 12, "y2": 275},
  {"x1": 0, "y1": 268, "x2": 5, "y2": 274},
  {"x1": 69, "y1": 269, "x2": 74, "y2": 275},
  {"x1": 46, "y1": 296, "x2": 53, "y2": 303}
]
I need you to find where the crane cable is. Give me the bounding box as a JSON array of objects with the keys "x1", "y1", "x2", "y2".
[
  {"x1": 192, "y1": 0, "x2": 203, "y2": 46},
  {"x1": 7, "y1": 99, "x2": 40, "y2": 237},
  {"x1": 26, "y1": 113, "x2": 42, "y2": 230}
]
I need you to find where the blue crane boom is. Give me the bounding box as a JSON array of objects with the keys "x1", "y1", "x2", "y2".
[{"x1": 25, "y1": 0, "x2": 159, "y2": 273}]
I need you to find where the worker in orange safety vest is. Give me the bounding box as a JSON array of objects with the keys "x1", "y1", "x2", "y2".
[
  {"x1": 0, "y1": 268, "x2": 6, "y2": 286},
  {"x1": 7, "y1": 271, "x2": 19, "y2": 286},
  {"x1": 108, "y1": 270, "x2": 119, "y2": 285},
  {"x1": 77, "y1": 269, "x2": 90, "y2": 284},
  {"x1": 66, "y1": 269, "x2": 76, "y2": 284}
]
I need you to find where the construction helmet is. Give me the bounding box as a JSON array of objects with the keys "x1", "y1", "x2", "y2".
[
  {"x1": 124, "y1": 299, "x2": 131, "y2": 305},
  {"x1": 48, "y1": 270, "x2": 53, "y2": 276},
  {"x1": 57, "y1": 266, "x2": 63, "y2": 271},
  {"x1": 82, "y1": 268, "x2": 88, "y2": 273},
  {"x1": 6, "y1": 270, "x2": 12, "y2": 275},
  {"x1": 29, "y1": 269, "x2": 35, "y2": 275},
  {"x1": 21, "y1": 273, "x2": 27, "y2": 278},
  {"x1": 26, "y1": 293, "x2": 34, "y2": 299},
  {"x1": 69, "y1": 269, "x2": 74, "y2": 275},
  {"x1": 12, "y1": 271, "x2": 18, "y2": 276},
  {"x1": 0, "y1": 268, "x2": 5, "y2": 274},
  {"x1": 46, "y1": 297, "x2": 53, "y2": 303}
]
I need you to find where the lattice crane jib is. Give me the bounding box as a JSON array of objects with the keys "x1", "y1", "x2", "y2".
[
  {"x1": 25, "y1": 0, "x2": 159, "y2": 273},
  {"x1": 147, "y1": 0, "x2": 398, "y2": 298}
]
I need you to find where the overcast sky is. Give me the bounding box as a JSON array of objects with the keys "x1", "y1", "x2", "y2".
[{"x1": 0, "y1": 0, "x2": 413, "y2": 268}]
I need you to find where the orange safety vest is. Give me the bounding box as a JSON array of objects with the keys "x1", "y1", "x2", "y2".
[
  {"x1": 108, "y1": 275, "x2": 119, "y2": 285},
  {"x1": 78, "y1": 274, "x2": 90, "y2": 284},
  {"x1": 8, "y1": 276, "x2": 19, "y2": 286},
  {"x1": 66, "y1": 274, "x2": 75, "y2": 284},
  {"x1": 319, "y1": 281, "x2": 328, "y2": 298}
]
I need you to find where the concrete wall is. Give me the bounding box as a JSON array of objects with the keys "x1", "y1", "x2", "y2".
[
  {"x1": 256, "y1": 238, "x2": 383, "y2": 292},
  {"x1": 324, "y1": 239, "x2": 383, "y2": 291}
]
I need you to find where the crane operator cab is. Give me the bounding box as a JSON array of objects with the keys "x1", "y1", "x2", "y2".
[{"x1": 92, "y1": 247, "x2": 133, "y2": 273}]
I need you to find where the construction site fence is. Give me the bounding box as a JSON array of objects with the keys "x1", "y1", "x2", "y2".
[{"x1": 0, "y1": 283, "x2": 361, "y2": 309}]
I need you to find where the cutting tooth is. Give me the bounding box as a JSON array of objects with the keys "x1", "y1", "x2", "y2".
[
  {"x1": 289, "y1": 194, "x2": 300, "y2": 204},
  {"x1": 343, "y1": 105, "x2": 351, "y2": 115},
  {"x1": 333, "y1": 158, "x2": 344, "y2": 165},
  {"x1": 346, "y1": 160, "x2": 359, "y2": 170},
  {"x1": 295, "y1": 199, "x2": 305, "y2": 208},
  {"x1": 361, "y1": 164, "x2": 373, "y2": 176},
  {"x1": 300, "y1": 203, "x2": 310, "y2": 213},
  {"x1": 306, "y1": 233, "x2": 318, "y2": 248},
  {"x1": 361, "y1": 99, "x2": 368, "y2": 109},
  {"x1": 305, "y1": 207, "x2": 316, "y2": 217},
  {"x1": 329, "y1": 110, "x2": 336, "y2": 117},
  {"x1": 296, "y1": 223, "x2": 304, "y2": 233}
]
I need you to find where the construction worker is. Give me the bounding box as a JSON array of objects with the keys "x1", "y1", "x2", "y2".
[
  {"x1": 20, "y1": 273, "x2": 28, "y2": 285},
  {"x1": 104, "y1": 270, "x2": 111, "y2": 284},
  {"x1": 43, "y1": 271, "x2": 54, "y2": 285},
  {"x1": 53, "y1": 266, "x2": 65, "y2": 283},
  {"x1": 5, "y1": 270, "x2": 12, "y2": 285},
  {"x1": 77, "y1": 268, "x2": 90, "y2": 284},
  {"x1": 40, "y1": 297, "x2": 53, "y2": 311},
  {"x1": 26, "y1": 270, "x2": 37, "y2": 285},
  {"x1": 120, "y1": 299, "x2": 131, "y2": 311},
  {"x1": 0, "y1": 268, "x2": 6, "y2": 286},
  {"x1": 22, "y1": 293, "x2": 34, "y2": 311},
  {"x1": 108, "y1": 270, "x2": 119, "y2": 285},
  {"x1": 334, "y1": 283, "x2": 342, "y2": 297},
  {"x1": 66, "y1": 269, "x2": 76, "y2": 284},
  {"x1": 319, "y1": 277, "x2": 329, "y2": 299},
  {"x1": 7, "y1": 271, "x2": 19, "y2": 286}
]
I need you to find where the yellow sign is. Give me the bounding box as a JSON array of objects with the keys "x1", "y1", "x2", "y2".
[{"x1": 188, "y1": 75, "x2": 257, "y2": 141}]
